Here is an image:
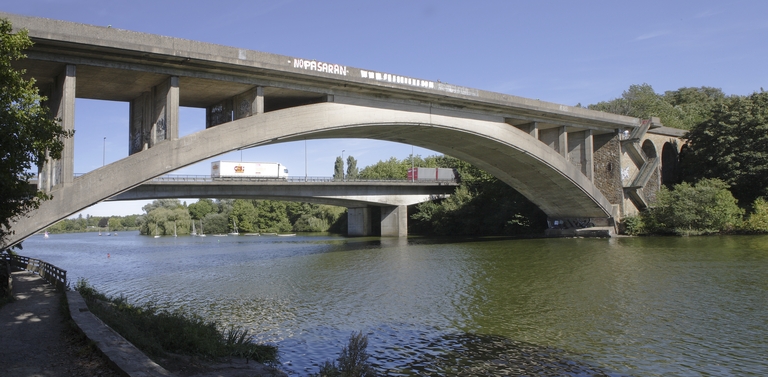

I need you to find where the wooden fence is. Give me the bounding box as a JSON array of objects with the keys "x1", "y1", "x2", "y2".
[{"x1": 0, "y1": 254, "x2": 67, "y2": 291}]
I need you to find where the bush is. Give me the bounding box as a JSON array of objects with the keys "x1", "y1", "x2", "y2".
[
  {"x1": 619, "y1": 216, "x2": 644, "y2": 235},
  {"x1": 642, "y1": 178, "x2": 743, "y2": 235},
  {"x1": 743, "y1": 197, "x2": 768, "y2": 233},
  {"x1": 310, "y1": 331, "x2": 376, "y2": 377}
]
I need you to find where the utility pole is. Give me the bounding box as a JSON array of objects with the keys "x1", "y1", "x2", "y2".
[{"x1": 342, "y1": 149, "x2": 345, "y2": 181}]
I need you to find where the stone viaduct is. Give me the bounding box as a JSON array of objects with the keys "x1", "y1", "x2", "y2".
[{"x1": 2, "y1": 13, "x2": 685, "y2": 246}]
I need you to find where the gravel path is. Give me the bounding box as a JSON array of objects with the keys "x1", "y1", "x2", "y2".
[{"x1": 0, "y1": 271, "x2": 119, "y2": 377}]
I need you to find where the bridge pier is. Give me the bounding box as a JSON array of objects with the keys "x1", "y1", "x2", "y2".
[
  {"x1": 347, "y1": 205, "x2": 408, "y2": 237},
  {"x1": 380, "y1": 205, "x2": 408, "y2": 237},
  {"x1": 347, "y1": 207, "x2": 373, "y2": 236},
  {"x1": 40, "y1": 64, "x2": 76, "y2": 191}
]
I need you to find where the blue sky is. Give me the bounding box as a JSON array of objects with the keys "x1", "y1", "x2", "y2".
[{"x1": 4, "y1": 1, "x2": 767, "y2": 216}]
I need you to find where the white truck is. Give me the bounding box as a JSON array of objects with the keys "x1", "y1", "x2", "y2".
[
  {"x1": 211, "y1": 161, "x2": 289, "y2": 179},
  {"x1": 407, "y1": 167, "x2": 458, "y2": 181}
]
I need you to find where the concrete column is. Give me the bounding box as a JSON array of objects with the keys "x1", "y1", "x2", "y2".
[
  {"x1": 558, "y1": 125, "x2": 567, "y2": 157},
  {"x1": 527, "y1": 121, "x2": 539, "y2": 139},
  {"x1": 381, "y1": 205, "x2": 407, "y2": 237},
  {"x1": 152, "y1": 76, "x2": 179, "y2": 144},
  {"x1": 347, "y1": 207, "x2": 372, "y2": 236},
  {"x1": 129, "y1": 92, "x2": 150, "y2": 155},
  {"x1": 255, "y1": 86, "x2": 264, "y2": 114},
  {"x1": 46, "y1": 65, "x2": 76, "y2": 187},
  {"x1": 234, "y1": 86, "x2": 264, "y2": 120},
  {"x1": 584, "y1": 129, "x2": 594, "y2": 181}
]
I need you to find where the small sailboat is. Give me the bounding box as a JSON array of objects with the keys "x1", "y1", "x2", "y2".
[
  {"x1": 228, "y1": 218, "x2": 239, "y2": 236},
  {"x1": 44, "y1": 231, "x2": 49, "y2": 239},
  {"x1": 174, "y1": 222, "x2": 178, "y2": 237},
  {"x1": 153, "y1": 223, "x2": 161, "y2": 238},
  {"x1": 198, "y1": 220, "x2": 206, "y2": 237},
  {"x1": 191, "y1": 220, "x2": 197, "y2": 236}
]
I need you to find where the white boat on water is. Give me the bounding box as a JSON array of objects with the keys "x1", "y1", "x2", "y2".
[
  {"x1": 277, "y1": 233, "x2": 296, "y2": 237},
  {"x1": 228, "y1": 218, "x2": 239, "y2": 236},
  {"x1": 191, "y1": 221, "x2": 197, "y2": 236},
  {"x1": 44, "y1": 231, "x2": 49, "y2": 239},
  {"x1": 153, "y1": 224, "x2": 161, "y2": 238},
  {"x1": 198, "y1": 220, "x2": 206, "y2": 237},
  {"x1": 174, "y1": 222, "x2": 177, "y2": 237}
]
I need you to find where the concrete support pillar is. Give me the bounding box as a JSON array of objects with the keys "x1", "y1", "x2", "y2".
[
  {"x1": 152, "y1": 76, "x2": 179, "y2": 144},
  {"x1": 527, "y1": 121, "x2": 539, "y2": 139},
  {"x1": 128, "y1": 76, "x2": 179, "y2": 153},
  {"x1": 44, "y1": 64, "x2": 76, "y2": 188},
  {"x1": 234, "y1": 86, "x2": 264, "y2": 121},
  {"x1": 347, "y1": 207, "x2": 372, "y2": 236},
  {"x1": 558, "y1": 125, "x2": 567, "y2": 157},
  {"x1": 381, "y1": 205, "x2": 408, "y2": 237},
  {"x1": 584, "y1": 129, "x2": 594, "y2": 182}
]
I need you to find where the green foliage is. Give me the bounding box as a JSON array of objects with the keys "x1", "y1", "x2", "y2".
[
  {"x1": 641, "y1": 179, "x2": 743, "y2": 235},
  {"x1": 681, "y1": 91, "x2": 768, "y2": 206},
  {"x1": 619, "y1": 216, "x2": 644, "y2": 236},
  {"x1": 409, "y1": 155, "x2": 547, "y2": 236},
  {"x1": 1, "y1": 19, "x2": 73, "y2": 249},
  {"x1": 74, "y1": 279, "x2": 278, "y2": 363},
  {"x1": 188, "y1": 198, "x2": 216, "y2": 220},
  {"x1": 310, "y1": 331, "x2": 376, "y2": 377},
  {"x1": 588, "y1": 83, "x2": 726, "y2": 130},
  {"x1": 140, "y1": 201, "x2": 192, "y2": 235},
  {"x1": 346, "y1": 155, "x2": 359, "y2": 180},
  {"x1": 253, "y1": 200, "x2": 292, "y2": 232},
  {"x1": 743, "y1": 197, "x2": 768, "y2": 233},
  {"x1": 334, "y1": 156, "x2": 344, "y2": 181}
]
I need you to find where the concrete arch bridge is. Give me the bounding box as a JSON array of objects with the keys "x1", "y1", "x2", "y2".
[{"x1": 3, "y1": 13, "x2": 685, "y2": 246}]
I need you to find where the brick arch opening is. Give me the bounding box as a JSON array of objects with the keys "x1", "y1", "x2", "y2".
[{"x1": 661, "y1": 142, "x2": 680, "y2": 187}]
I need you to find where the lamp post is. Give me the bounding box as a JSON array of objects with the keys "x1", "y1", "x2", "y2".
[
  {"x1": 341, "y1": 149, "x2": 345, "y2": 181},
  {"x1": 102, "y1": 137, "x2": 106, "y2": 166}
]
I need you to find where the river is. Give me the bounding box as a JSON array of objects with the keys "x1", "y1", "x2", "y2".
[{"x1": 18, "y1": 232, "x2": 768, "y2": 376}]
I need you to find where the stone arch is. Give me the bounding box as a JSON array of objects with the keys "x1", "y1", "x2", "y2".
[{"x1": 661, "y1": 142, "x2": 680, "y2": 187}]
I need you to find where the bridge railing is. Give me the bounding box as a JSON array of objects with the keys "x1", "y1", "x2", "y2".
[
  {"x1": 148, "y1": 174, "x2": 458, "y2": 183},
  {"x1": 1, "y1": 254, "x2": 67, "y2": 291}
]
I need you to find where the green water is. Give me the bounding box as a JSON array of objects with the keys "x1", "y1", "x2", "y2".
[{"x1": 20, "y1": 233, "x2": 768, "y2": 375}]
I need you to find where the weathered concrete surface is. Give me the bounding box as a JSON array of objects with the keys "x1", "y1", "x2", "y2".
[
  {"x1": 7, "y1": 101, "x2": 616, "y2": 246},
  {"x1": 110, "y1": 180, "x2": 456, "y2": 207},
  {"x1": 66, "y1": 290, "x2": 174, "y2": 377}
]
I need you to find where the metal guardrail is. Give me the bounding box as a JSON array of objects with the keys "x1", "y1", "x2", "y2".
[
  {"x1": 148, "y1": 174, "x2": 457, "y2": 183},
  {"x1": 1, "y1": 254, "x2": 67, "y2": 291}
]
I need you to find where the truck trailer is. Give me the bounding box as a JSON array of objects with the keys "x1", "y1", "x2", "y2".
[
  {"x1": 211, "y1": 161, "x2": 289, "y2": 179},
  {"x1": 406, "y1": 167, "x2": 458, "y2": 182}
]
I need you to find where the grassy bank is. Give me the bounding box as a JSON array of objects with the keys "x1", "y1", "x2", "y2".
[{"x1": 74, "y1": 279, "x2": 278, "y2": 364}]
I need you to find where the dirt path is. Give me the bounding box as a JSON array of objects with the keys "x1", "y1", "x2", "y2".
[{"x1": 0, "y1": 271, "x2": 119, "y2": 376}]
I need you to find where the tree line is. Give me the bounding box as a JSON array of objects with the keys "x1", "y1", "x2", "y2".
[{"x1": 140, "y1": 198, "x2": 346, "y2": 236}]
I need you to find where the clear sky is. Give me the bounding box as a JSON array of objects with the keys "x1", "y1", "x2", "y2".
[{"x1": 4, "y1": 1, "x2": 767, "y2": 216}]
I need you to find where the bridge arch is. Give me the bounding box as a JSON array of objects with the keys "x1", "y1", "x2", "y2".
[{"x1": 9, "y1": 99, "x2": 613, "y2": 245}]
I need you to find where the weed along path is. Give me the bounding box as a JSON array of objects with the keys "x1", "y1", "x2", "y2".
[{"x1": 0, "y1": 271, "x2": 119, "y2": 377}]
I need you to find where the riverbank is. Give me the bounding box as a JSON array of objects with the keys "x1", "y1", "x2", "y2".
[{"x1": 1, "y1": 271, "x2": 286, "y2": 377}]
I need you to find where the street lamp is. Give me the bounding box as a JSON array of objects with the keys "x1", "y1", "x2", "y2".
[
  {"x1": 341, "y1": 149, "x2": 345, "y2": 181},
  {"x1": 103, "y1": 137, "x2": 106, "y2": 166}
]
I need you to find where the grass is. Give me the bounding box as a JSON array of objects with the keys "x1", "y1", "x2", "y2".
[{"x1": 73, "y1": 278, "x2": 278, "y2": 364}]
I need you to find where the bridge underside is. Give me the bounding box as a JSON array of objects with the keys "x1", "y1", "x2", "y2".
[
  {"x1": 7, "y1": 100, "x2": 613, "y2": 246},
  {"x1": 110, "y1": 180, "x2": 455, "y2": 237},
  {"x1": 1, "y1": 13, "x2": 647, "y2": 246}
]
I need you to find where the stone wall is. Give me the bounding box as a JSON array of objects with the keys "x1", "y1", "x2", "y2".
[{"x1": 593, "y1": 133, "x2": 623, "y2": 205}]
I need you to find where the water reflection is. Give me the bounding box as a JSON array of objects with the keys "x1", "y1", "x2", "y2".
[{"x1": 18, "y1": 233, "x2": 768, "y2": 376}]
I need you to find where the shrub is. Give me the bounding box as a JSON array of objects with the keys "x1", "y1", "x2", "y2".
[
  {"x1": 743, "y1": 197, "x2": 768, "y2": 233},
  {"x1": 311, "y1": 331, "x2": 376, "y2": 377},
  {"x1": 642, "y1": 178, "x2": 743, "y2": 235}
]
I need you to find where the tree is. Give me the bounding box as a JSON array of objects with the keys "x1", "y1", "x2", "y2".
[
  {"x1": 346, "y1": 155, "x2": 359, "y2": 180},
  {"x1": 680, "y1": 91, "x2": 768, "y2": 206},
  {"x1": 1, "y1": 19, "x2": 73, "y2": 249},
  {"x1": 333, "y1": 156, "x2": 344, "y2": 181},
  {"x1": 188, "y1": 198, "x2": 216, "y2": 220},
  {"x1": 589, "y1": 84, "x2": 726, "y2": 130}
]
